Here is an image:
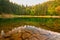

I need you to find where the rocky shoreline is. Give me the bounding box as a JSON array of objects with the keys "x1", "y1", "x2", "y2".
[{"x1": 0, "y1": 25, "x2": 60, "y2": 40}]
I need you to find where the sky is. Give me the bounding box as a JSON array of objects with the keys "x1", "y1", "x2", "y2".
[{"x1": 9, "y1": 0, "x2": 49, "y2": 6}]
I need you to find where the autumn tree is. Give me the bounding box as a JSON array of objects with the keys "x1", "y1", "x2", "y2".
[{"x1": 55, "y1": 6, "x2": 60, "y2": 15}]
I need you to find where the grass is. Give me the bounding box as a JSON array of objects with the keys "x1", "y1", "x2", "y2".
[{"x1": 0, "y1": 17, "x2": 60, "y2": 32}]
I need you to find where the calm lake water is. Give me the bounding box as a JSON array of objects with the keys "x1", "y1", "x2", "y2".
[{"x1": 0, "y1": 17, "x2": 60, "y2": 32}]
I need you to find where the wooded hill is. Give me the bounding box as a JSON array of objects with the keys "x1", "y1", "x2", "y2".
[{"x1": 0, "y1": 0, "x2": 60, "y2": 16}]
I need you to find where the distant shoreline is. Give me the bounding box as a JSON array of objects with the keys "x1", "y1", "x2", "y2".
[{"x1": 0, "y1": 15, "x2": 60, "y2": 18}]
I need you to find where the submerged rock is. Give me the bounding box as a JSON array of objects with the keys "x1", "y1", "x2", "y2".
[
  {"x1": 1, "y1": 30, "x2": 5, "y2": 37},
  {"x1": 0, "y1": 25, "x2": 60, "y2": 40}
]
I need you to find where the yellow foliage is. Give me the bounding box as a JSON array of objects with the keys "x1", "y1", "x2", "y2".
[{"x1": 55, "y1": 6, "x2": 60, "y2": 13}]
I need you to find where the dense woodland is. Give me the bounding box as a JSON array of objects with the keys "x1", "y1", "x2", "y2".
[{"x1": 0, "y1": 0, "x2": 60, "y2": 15}]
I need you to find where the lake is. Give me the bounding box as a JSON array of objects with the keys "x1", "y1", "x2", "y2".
[{"x1": 0, "y1": 17, "x2": 60, "y2": 32}]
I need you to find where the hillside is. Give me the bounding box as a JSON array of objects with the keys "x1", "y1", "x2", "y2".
[{"x1": 0, "y1": 0, "x2": 60, "y2": 15}]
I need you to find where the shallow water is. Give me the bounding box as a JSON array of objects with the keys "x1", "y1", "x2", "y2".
[{"x1": 1, "y1": 25, "x2": 60, "y2": 40}]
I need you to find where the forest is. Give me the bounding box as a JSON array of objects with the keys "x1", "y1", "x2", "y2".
[{"x1": 0, "y1": 0, "x2": 60, "y2": 16}]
